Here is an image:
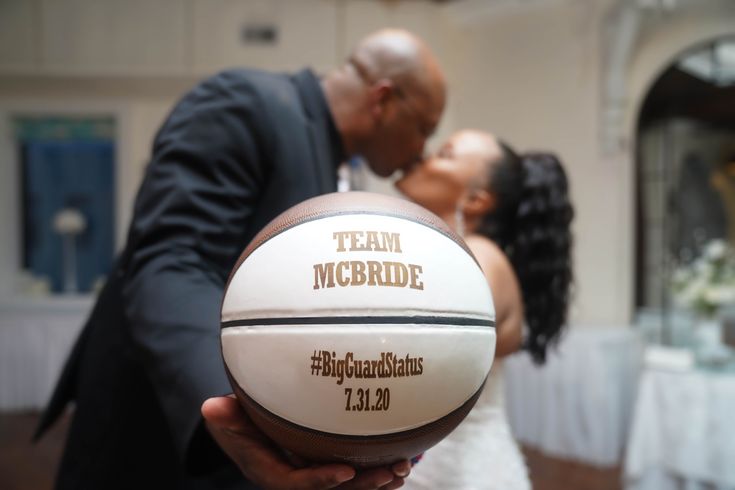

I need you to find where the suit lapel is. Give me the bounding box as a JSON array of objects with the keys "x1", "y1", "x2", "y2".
[
  {"x1": 305, "y1": 118, "x2": 335, "y2": 194},
  {"x1": 293, "y1": 69, "x2": 339, "y2": 195}
]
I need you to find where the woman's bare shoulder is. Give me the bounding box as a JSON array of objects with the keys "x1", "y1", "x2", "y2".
[{"x1": 463, "y1": 234, "x2": 513, "y2": 276}]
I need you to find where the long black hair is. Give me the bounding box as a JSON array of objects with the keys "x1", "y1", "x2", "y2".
[{"x1": 477, "y1": 142, "x2": 574, "y2": 364}]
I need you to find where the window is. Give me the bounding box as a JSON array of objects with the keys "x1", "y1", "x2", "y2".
[{"x1": 15, "y1": 117, "x2": 115, "y2": 295}]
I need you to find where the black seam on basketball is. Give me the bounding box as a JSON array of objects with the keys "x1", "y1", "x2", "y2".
[
  {"x1": 225, "y1": 363, "x2": 487, "y2": 443},
  {"x1": 221, "y1": 315, "x2": 496, "y2": 329},
  {"x1": 224, "y1": 208, "x2": 479, "y2": 292}
]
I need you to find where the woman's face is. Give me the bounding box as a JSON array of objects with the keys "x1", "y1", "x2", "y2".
[{"x1": 395, "y1": 130, "x2": 499, "y2": 216}]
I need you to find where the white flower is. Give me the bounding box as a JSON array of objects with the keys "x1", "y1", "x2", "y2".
[
  {"x1": 53, "y1": 208, "x2": 87, "y2": 235},
  {"x1": 670, "y1": 239, "x2": 735, "y2": 315},
  {"x1": 703, "y1": 285, "x2": 735, "y2": 305},
  {"x1": 671, "y1": 268, "x2": 691, "y2": 287},
  {"x1": 704, "y1": 239, "x2": 728, "y2": 261}
]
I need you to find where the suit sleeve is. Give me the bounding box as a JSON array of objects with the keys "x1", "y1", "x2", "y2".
[{"x1": 120, "y1": 76, "x2": 269, "y2": 473}]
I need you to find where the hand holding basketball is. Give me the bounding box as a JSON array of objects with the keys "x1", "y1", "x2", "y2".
[
  {"x1": 220, "y1": 192, "x2": 496, "y2": 468},
  {"x1": 202, "y1": 396, "x2": 409, "y2": 490}
]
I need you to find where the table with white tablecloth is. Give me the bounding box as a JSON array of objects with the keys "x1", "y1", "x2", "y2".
[
  {"x1": 504, "y1": 327, "x2": 644, "y2": 466},
  {"x1": 624, "y1": 367, "x2": 735, "y2": 490},
  {"x1": 0, "y1": 298, "x2": 90, "y2": 411}
]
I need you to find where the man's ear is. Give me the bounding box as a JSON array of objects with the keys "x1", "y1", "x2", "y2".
[
  {"x1": 464, "y1": 188, "x2": 495, "y2": 218},
  {"x1": 369, "y1": 81, "x2": 393, "y2": 120}
]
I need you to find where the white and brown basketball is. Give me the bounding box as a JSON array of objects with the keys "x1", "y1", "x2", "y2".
[{"x1": 220, "y1": 191, "x2": 496, "y2": 467}]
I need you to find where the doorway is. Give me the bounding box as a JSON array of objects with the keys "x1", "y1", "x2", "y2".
[{"x1": 635, "y1": 36, "x2": 735, "y2": 341}]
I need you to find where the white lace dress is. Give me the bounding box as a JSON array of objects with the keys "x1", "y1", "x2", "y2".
[{"x1": 404, "y1": 362, "x2": 531, "y2": 490}]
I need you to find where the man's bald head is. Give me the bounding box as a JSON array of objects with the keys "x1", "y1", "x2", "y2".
[
  {"x1": 349, "y1": 29, "x2": 446, "y2": 113},
  {"x1": 323, "y1": 29, "x2": 447, "y2": 177}
]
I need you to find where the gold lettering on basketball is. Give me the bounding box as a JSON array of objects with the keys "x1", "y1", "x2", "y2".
[
  {"x1": 315, "y1": 231, "x2": 422, "y2": 291},
  {"x1": 381, "y1": 232, "x2": 402, "y2": 253},
  {"x1": 312, "y1": 260, "x2": 423, "y2": 290},
  {"x1": 313, "y1": 262, "x2": 336, "y2": 290},
  {"x1": 367, "y1": 261, "x2": 384, "y2": 286},
  {"x1": 409, "y1": 264, "x2": 424, "y2": 290},
  {"x1": 332, "y1": 231, "x2": 402, "y2": 253},
  {"x1": 309, "y1": 349, "x2": 424, "y2": 385}
]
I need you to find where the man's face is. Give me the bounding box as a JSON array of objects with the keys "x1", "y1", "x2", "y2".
[
  {"x1": 346, "y1": 55, "x2": 444, "y2": 177},
  {"x1": 363, "y1": 87, "x2": 442, "y2": 178}
]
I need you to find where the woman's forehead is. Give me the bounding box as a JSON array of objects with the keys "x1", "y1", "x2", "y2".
[{"x1": 450, "y1": 130, "x2": 502, "y2": 162}]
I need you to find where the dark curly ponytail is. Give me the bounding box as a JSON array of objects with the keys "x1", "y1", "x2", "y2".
[{"x1": 477, "y1": 143, "x2": 574, "y2": 364}]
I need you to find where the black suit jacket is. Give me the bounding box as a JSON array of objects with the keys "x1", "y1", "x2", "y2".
[{"x1": 36, "y1": 68, "x2": 344, "y2": 489}]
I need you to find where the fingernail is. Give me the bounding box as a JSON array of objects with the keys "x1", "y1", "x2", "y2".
[
  {"x1": 393, "y1": 462, "x2": 410, "y2": 478},
  {"x1": 335, "y1": 469, "x2": 355, "y2": 483},
  {"x1": 377, "y1": 475, "x2": 395, "y2": 486}
]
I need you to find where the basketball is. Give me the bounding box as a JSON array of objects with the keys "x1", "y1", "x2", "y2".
[{"x1": 220, "y1": 191, "x2": 496, "y2": 467}]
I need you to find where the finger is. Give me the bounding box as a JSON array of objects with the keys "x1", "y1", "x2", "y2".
[
  {"x1": 243, "y1": 445, "x2": 358, "y2": 490},
  {"x1": 283, "y1": 449, "x2": 310, "y2": 468},
  {"x1": 202, "y1": 396, "x2": 273, "y2": 448},
  {"x1": 202, "y1": 396, "x2": 248, "y2": 430},
  {"x1": 390, "y1": 460, "x2": 411, "y2": 479},
  {"x1": 203, "y1": 397, "x2": 356, "y2": 490},
  {"x1": 282, "y1": 465, "x2": 356, "y2": 490},
  {"x1": 202, "y1": 397, "x2": 295, "y2": 479},
  {"x1": 381, "y1": 478, "x2": 405, "y2": 490},
  {"x1": 337, "y1": 467, "x2": 395, "y2": 490}
]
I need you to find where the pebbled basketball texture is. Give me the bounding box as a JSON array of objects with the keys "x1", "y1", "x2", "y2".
[
  {"x1": 227, "y1": 191, "x2": 474, "y2": 276},
  {"x1": 220, "y1": 191, "x2": 496, "y2": 467}
]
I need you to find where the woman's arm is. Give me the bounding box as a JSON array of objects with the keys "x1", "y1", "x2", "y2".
[{"x1": 464, "y1": 235, "x2": 524, "y2": 358}]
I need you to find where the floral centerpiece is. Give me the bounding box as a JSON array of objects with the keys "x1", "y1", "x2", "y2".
[
  {"x1": 671, "y1": 239, "x2": 735, "y2": 365},
  {"x1": 671, "y1": 239, "x2": 735, "y2": 318}
]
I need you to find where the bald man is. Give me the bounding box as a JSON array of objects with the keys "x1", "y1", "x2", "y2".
[{"x1": 35, "y1": 29, "x2": 445, "y2": 490}]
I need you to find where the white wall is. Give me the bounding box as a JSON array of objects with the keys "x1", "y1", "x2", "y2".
[
  {"x1": 0, "y1": 0, "x2": 340, "y2": 77},
  {"x1": 2, "y1": 0, "x2": 735, "y2": 326},
  {"x1": 438, "y1": 0, "x2": 625, "y2": 324}
]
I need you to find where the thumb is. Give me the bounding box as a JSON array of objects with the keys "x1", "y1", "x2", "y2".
[{"x1": 202, "y1": 396, "x2": 246, "y2": 428}]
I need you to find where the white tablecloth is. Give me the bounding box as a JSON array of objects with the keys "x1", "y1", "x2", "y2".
[
  {"x1": 0, "y1": 298, "x2": 90, "y2": 411},
  {"x1": 624, "y1": 368, "x2": 735, "y2": 490},
  {"x1": 504, "y1": 327, "x2": 644, "y2": 466}
]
